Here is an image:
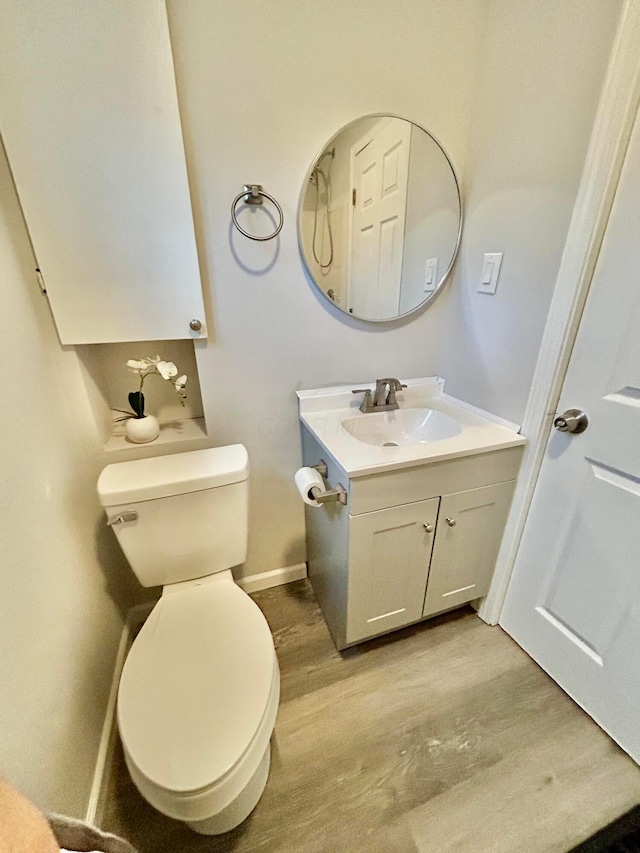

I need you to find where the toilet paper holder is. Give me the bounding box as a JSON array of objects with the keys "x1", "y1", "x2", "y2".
[{"x1": 311, "y1": 460, "x2": 347, "y2": 506}]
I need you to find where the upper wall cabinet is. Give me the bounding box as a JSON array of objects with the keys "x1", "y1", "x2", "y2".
[{"x1": 0, "y1": 0, "x2": 206, "y2": 345}]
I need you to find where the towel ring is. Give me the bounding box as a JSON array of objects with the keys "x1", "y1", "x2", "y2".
[{"x1": 231, "y1": 183, "x2": 284, "y2": 241}]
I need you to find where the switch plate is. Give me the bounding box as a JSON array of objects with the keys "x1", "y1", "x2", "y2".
[
  {"x1": 478, "y1": 252, "x2": 503, "y2": 295},
  {"x1": 424, "y1": 257, "x2": 439, "y2": 292}
]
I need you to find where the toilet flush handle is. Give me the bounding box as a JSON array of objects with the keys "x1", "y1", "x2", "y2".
[{"x1": 107, "y1": 510, "x2": 138, "y2": 526}]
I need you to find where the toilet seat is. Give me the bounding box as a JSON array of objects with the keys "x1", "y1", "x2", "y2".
[{"x1": 117, "y1": 572, "x2": 278, "y2": 803}]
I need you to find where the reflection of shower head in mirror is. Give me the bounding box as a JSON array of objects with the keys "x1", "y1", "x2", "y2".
[
  {"x1": 311, "y1": 147, "x2": 335, "y2": 269},
  {"x1": 310, "y1": 147, "x2": 335, "y2": 182}
]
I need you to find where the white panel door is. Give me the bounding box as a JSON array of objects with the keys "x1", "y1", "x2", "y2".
[
  {"x1": 348, "y1": 118, "x2": 411, "y2": 319},
  {"x1": 501, "y1": 106, "x2": 640, "y2": 763},
  {"x1": 0, "y1": 0, "x2": 205, "y2": 344}
]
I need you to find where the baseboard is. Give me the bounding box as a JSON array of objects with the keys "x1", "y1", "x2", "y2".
[
  {"x1": 85, "y1": 603, "x2": 153, "y2": 826},
  {"x1": 236, "y1": 563, "x2": 308, "y2": 594}
]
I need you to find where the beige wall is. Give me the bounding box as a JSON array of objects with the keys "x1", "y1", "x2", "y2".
[
  {"x1": 167, "y1": 0, "x2": 487, "y2": 579},
  {"x1": 166, "y1": 0, "x2": 619, "y2": 579},
  {"x1": 439, "y1": 0, "x2": 620, "y2": 423},
  {"x1": 0, "y1": 140, "x2": 136, "y2": 816}
]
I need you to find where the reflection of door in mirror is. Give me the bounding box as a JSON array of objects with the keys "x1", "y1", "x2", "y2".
[{"x1": 348, "y1": 118, "x2": 411, "y2": 319}]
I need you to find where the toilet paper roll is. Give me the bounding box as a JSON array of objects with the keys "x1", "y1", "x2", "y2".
[{"x1": 295, "y1": 467, "x2": 325, "y2": 507}]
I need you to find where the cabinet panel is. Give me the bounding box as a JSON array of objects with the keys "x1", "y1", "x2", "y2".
[
  {"x1": 302, "y1": 428, "x2": 351, "y2": 650},
  {"x1": 423, "y1": 481, "x2": 515, "y2": 617},
  {"x1": 0, "y1": 0, "x2": 205, "y2": 344},
  {"x1": 347, "y1": 498, "x2": 439, "y2": 644}
]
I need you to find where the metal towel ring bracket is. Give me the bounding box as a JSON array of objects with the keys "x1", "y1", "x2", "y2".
[{"x1": 231, "y1": 183, "x2": 284, "y2": 241}]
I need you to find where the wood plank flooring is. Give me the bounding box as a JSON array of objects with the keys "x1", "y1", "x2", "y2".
[{"x1": 101, "y1": 580, "x2": 640, "y2": 852}]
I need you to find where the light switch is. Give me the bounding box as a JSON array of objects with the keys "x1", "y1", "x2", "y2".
[
  {"x1": 424, "y1": 257, "x2": 439, "y2": 293},
  {"x1": 478, "y1": 253, "x2": 503, "y2": 295}
]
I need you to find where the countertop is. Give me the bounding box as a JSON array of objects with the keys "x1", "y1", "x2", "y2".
[{"x1": 297, "y1": 377, "x2": 527, "y2": 477}]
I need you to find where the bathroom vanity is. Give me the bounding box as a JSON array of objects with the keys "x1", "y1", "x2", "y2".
[{"x1": 297, "y1": 377, "x2": 526, "y2": 649}]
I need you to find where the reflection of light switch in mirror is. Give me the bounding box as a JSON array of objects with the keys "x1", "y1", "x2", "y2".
[
  {"x1": 424, "y1": 258, "x2": 439, "y2": 292},
  {"x1": 478, "y1": 252, "x2": 503, "y2": 295}
]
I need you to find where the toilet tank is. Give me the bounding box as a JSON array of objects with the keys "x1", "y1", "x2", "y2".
[{"x1": 97, "y1": 446, "x2": 249, "y2": 587}]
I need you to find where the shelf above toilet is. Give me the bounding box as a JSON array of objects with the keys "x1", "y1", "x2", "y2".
[{"x1": 103, "y1": 416, "x2": 209, "y2": 458}]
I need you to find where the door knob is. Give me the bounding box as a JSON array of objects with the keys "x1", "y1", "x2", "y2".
[
  {"x1": 189, "y1": 318, "x2": 202, "y2": 332},
  {"x1": 554, "y1": 408, "x2": 588, "y2": 434},
  {"x1": 423, "y1": 523, "x2": 433, "y2": 533},
  {"x1": 446, "y1": 517, "x2": 456, "y2": 527}
]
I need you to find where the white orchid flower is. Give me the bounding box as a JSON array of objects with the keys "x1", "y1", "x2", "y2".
[
  {"x1": 125, "y1": 356, "x2": 187, "y2": 414},
  {"x1": 127, "y1": 359, "x2": 150, "y2": 373},
  {"x1": 157, "y1": 360, "x2": 178, "y2": 380}
]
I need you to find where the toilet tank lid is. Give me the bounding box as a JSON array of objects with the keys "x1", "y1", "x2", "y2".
[{"x1": 97, "y1": 445, "x2": 249, "y2": 505}]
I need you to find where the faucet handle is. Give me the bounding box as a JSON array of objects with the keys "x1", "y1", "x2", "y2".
[{"x1": 352, "y1": 389, "x2": 374, "y2": 413}]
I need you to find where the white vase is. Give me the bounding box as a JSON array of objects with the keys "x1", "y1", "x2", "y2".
[{"x1": 126, "y1": 414, "x2": 160, "y2": 444}]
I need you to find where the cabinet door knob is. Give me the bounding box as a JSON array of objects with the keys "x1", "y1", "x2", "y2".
[
  {"x1": 423, "y1": 523, "x2": 433, "y2": 533},
  {"x1": 446, "y1": 517, "x2": 456, "y2": 527},
  {"x1": 189, "y1": 318, "x2": 202, "y2": 332}
]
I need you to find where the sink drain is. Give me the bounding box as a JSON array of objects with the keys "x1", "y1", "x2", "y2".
[{"x1": 382, "y1": 441, "x2": 398, "y2": 447}]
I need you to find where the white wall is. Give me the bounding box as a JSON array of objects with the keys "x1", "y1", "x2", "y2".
[
  {"x1": 400, "y1": 124, "x2": 461, "y2": 314},
  {"x1": 166, "y1": 0, "x2": 487, "y2": 579},
  {"x1": 439, "y1": 0, "x2": 620, "y2": 424},
  {"x1": 166, "y1": 0, "x2": 619, "y2": 580},
  {"x1": 0, "y1": 140, "x2": 137, "y2": 816}
]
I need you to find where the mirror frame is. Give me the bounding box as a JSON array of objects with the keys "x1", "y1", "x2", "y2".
[{"x1": 297, "y1": 113, "x2": 463, "y2": 323}]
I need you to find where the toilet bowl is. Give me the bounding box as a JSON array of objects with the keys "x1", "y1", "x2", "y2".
[{"x1": 98, "y1": 445, "x2": 279, "y2": 834}]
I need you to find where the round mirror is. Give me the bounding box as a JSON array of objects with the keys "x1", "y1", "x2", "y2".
[{"x1": 298, "y1": 114, "x2": 461, "y2": 322}]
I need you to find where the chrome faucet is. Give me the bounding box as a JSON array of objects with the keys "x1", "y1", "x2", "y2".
[{"x1": 352, "y1": 378, "x2": 407, "y2": 413}]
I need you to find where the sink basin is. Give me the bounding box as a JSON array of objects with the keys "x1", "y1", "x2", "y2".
[
  {"x1": 341, "y1": 408, "x2": 463, "y2": 447},
  {"x1": 298, "y1": 378, "x2": 527, "y2": 476}
]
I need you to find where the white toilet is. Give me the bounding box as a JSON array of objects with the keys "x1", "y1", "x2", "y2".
[{"x1": 97, "y1": 445, "x2": 279, "y2": 835}]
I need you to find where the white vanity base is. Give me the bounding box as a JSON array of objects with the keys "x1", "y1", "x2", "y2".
[{"x1": 297, "y1": 378, "x2": 526, "y2": 650}]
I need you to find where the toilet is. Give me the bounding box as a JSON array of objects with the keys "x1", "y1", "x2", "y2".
[{"x1": 97, "y1": 445, "x2": 279, "y2": 835}]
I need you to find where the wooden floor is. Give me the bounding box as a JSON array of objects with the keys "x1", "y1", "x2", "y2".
[{"x1": 101, "y1": 580, "x2": 640, "y2": 852}]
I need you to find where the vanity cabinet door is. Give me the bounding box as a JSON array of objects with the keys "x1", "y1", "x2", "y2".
[
  {"x1": 423, "y1": 481, "x2": 515, "y2": 618},
  {"x1": 0, "y1": 0, "x2": 205, "y2": 345},
  {"x1": 347, "y1": 498, "x2": 439, "y2": 644}
]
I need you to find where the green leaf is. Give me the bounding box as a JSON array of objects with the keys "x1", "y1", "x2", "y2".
[{"x1": 128, "y1": 391, "x2": 145, "y2": 418}]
